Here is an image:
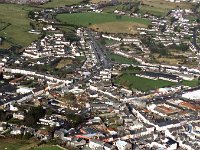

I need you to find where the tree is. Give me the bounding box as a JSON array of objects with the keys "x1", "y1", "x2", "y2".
[
  {"x1": 24, "y1": 106, "x2": 45, "y2": 127},
  {"x1": 28, "y1": 10, "x2": 35, "y2": 19}
]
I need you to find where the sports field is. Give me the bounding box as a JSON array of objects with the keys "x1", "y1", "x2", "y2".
[
  {"x1": 0, "y1": 4, "x2": 39, "y2": 49},
  {"x1": 115, "y1": 74, "x2": 174, "y2": 92}
]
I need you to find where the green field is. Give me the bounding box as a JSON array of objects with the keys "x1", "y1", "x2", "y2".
[
  {"x1": 108, "y1": 52, "x2": 138, "y2": 64},
  {"x1": 0, "y1": 22, "x2": 9, "y2": 31},
  {"x1": 182, "y1": 79, "x2": 198, "y2": 87},
  {"x1": 140, "y1": 0, "x2": 194, "y2": 16},
  {"x1": 40, "y1": 0, "x2": 83, "y2": 8},
  {"x1": 0, "y1": 4, "x2": 39, "y2": 49},
  {"x1": 0, "y1": 138, "x2": 63, "y2": 150},
  {"x1": 57, "y1": 12, "x2": 150, "y2": 27},
  {"x1": 115, "y1": 74, "x2": 175, "y2": 92},
  {"x1": 0, "y1": 138, "x2": 38, "y2": 150},
  {"x1": 32, "y1": 145, "x2": 63, "y2": 150}
]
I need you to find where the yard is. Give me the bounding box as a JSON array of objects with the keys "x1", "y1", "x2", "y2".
[
  {"x1": 40, "y1": 0, "x2": 83, "y2": 8},
  {"x1": 56, "y1": 12, "x2": 150, "y2": 34},
  {"x1": 0, "y1": 4, "x2": 39, "y2": 49},
  {"x1": 114, "y1": 73, "x2": 175, "y2": 92}
]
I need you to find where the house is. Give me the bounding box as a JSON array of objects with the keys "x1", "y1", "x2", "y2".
[
  {"x1": 11, "y1": 126, "x2": 22, "y2": 135},
  {"x1": 89, "y1": 139, "x2": 105, "y2": 149},
  {"x1": 35, "y1": 129, "x2": 50, "y2": 141},
  {"x1": 70, "y1": 138, "x2": 87, "y2": 147},
  {"x1": 104, "y1": 143, "x2": 117, "y2": 150},
  {"x1": 115, "y1": 140, "x2": 132, "y2": 150},
  {"x1": 0, "y1": 122, "x2": 6, "y2": 131},
  {"x1": 13, "y1": 111, "x2": 25, "y2": 120}
]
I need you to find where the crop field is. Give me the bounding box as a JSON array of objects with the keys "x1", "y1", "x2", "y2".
[
  {"x1": 0, "y1": 4, "x2": 39, "y2": 49},
  {"x1": 115, "y1": 74, "x2": 174, "y2": 91},
  {"x1": 57, "y1": 12, "x2": 150, "y2": 34},
  {"x1": 40, "y1": 0, "x2": 83, "y2": 8}
]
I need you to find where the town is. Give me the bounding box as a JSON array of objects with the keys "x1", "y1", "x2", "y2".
[{"x1": 0, "y1": 0, "x2": 200, "y2": 150}]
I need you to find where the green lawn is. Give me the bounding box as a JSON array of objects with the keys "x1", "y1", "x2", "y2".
[
  {"x1": 182, "y1": 80, "x2": 198, "y2": 87},
  {"x1": 115, "y1": 74, "x2": 174, "y2": 92},
  {"x1": 40, "y1": 0, "x2": 83, "y2": 8},
  {"x1": 108, "y1": 52, "x2": 139, "y2": 64},
  {"x1": 0, "y1": 4, "x2": 39, "y2": 48},
  {"x1": 56, "y1": 12, "x2": 151, "y2": 27}
]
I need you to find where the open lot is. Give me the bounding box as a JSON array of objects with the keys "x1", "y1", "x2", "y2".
[
  {"x1": 57, "y1": 12, "x2": 150, "y2": 34},
  {"x1": 40, "y1": 0, "x2": 83, "y2": 8},
  {"x1": 0, "y1": 4, "x2": 39, "y2": 49},
  {"x1": 115, "y1": 74, "x2": 174, "y2": 92}
]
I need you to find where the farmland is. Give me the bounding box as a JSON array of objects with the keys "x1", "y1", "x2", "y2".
[
  {"x1": 0, "y1": 4, "x2": 39, "y2": 49},
  {"x1": 57, "y1": 12, "x2": 150, "y2": 26},
  {"x1": 140, "y1": 0, "x2": 194, "y2": 16},
  {"x1": 90, "y1": 21, "x2": 147, "y2": 34},
  {"x1": 114, "y1": 74, "x2": 175, "y2": 92},
  {"x1": 40, "y1": 0, "x2": 83, "y2": 8},
  {"x1": 57, "y1": 12, "x2": 150, "y2": 34}
]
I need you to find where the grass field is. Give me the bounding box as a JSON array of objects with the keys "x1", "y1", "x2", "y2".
[
  {"x1": 108, "y1": 52, "x2": 138, "y2": 64},
  {"x1": 90, "y1": 0, "x2": 132, "y2": 3},
  {"x1": 40, "y1": 0, "x2": 83, "y2": 8},
  {"x1": 0, "y1": 4, "x2": 39, "y2": 49},
  {"x1": 32, "y1": 145, "x2": 63, "y2": 150},
  {"x1": 0, "y1": 138, "x2": 63, "y2": 150},
  {"x1": 91, "y1": 21, "x2": 146, "y2": 34},
  {"x1": 140, "y1": 0, "x2": 194, "y2": 16},
  {"x1": 0, "y1": 138, "x2": 38, "y2": 150},
  {"x1": 115, "y1": 74, "x2": 174, "y2": 91},
  {"x1": 56, "y1": 58, "x2": 73, "y2": 69},
  {"x1": 182, "y1": 80, "x2": 198, "y2": 87},
  {"x1": 57, "y1": 12, "x2": 150, "y2": 26},
  {"x1": 0, "y1": 22, "x2": 9, "y2": 31},
  {"x1": 57, "y1": 12, "x2": 150, "y2": 34}
]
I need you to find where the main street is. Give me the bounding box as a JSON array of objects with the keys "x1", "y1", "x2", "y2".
[{"x1": 86, "y1": 29, "x2": 111, "y2": 69}]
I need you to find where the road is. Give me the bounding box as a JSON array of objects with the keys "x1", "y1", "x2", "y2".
[{"x1": 86, "y1": 29, "x2": 111, "y2": 69}]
